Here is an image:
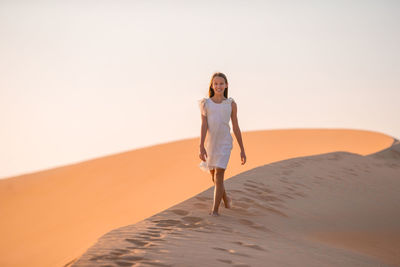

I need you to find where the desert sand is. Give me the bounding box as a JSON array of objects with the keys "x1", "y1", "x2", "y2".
[
  {"x1": 0, "y1": 129, "x2": 397, "y2": 267},
  {"x1": 72, "y1": 139, "x2": 400, "y2": 267}
]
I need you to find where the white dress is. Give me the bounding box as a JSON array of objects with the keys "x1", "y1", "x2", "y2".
[{"x1": 198, "y1": 97, "x2": 235, "y2": 172}]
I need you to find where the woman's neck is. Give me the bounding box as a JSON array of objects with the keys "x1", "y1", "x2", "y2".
[{"x1": 212, "y1": 94, "x2": 226, "y2": 101}]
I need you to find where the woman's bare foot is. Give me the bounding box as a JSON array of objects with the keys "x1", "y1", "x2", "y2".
[
  {"x1": 209, "y1": 210, "x2": 220, "y2": 216},
  {"x1": 224, "y1": 195, "x2": 232, "y2": 209}
]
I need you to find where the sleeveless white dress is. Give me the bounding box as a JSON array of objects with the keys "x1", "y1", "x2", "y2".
[{"x1": 198, "y1": 97, "x2": 235, "y2": 172}]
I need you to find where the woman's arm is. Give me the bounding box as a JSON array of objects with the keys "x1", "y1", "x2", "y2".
[
  {"x1": 231, "y1": 101, "x2": 246, "y2": 164},
  {"x1": 199, "y1": 114, "x2": 208, "y2": 161},
  {"x1": 200, "y1": 114, "x2": 208, "y2": 148}
]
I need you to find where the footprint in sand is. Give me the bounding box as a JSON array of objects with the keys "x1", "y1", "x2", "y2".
[
  {"x1": 89, "y1": 253, "x2": 145, "y2": 265},
  {"x1": 236, "y1": 194, "x2": 287, "y2": 216},
  {"x1": 230, "y1": 189, "x2": 245, "y2": 194},
  {"x1": 230, "y1": 206, "x2": 254, "y2": 216},
  {"x1": 169, "y1": 209, "x2": 189, "y2": 216},
  {"x1": 217, "y1": 260, "x2": 251, "y2": 267},
  {"x1": 193, "y1": 202, "x2": 208, "y2": 209},
  {"x1": 233, "y1": 201, "x2": 250, "y2": 209},
  {"x1": 181, "y1": 216, "x2": 208, "y2": 229},
  {"x1": 257, "y1": 194, "x2": 283, "y2": 203},
  {"x1": 245, "y1": 179, "x2": 266, "y2": 186},
  {"x1": 152, "y1": 219, "x2": 181, "y2": 227},
  {"x1": 243, "y1": 183, "x2": 274, "y2": 194},
  {"x1": 293, "y1": 191, "x2": 307, "y2": 198},
  {"x1": 147, "y1": 226, "x2": 162, "y2": 230},
  {"x1": 244, "y1": 187, "x2": 263, "y2": 195},
  {"x1": 115, "y1": 260, "x2": 137, "y2": 266},
  {"x1": 196, "y1": 196, "x2": 212, "y2": 201},
  {"x1": 110, "y1": 248, "x2": 130, "y2": 255},
  {"x1": 147, "y1": 229, "x2": 161, "y2": 233},
  {"x1": 243, "y1": 183, "x2": 259, "y2": 189},
  {"x1": 238, "y1": 196, "x2": 256, "y2": 202},
  {"x1": 125, "y1": 239, "x2": 148, "y2": 246},
  {"x1": 280, "y1": 178, "x2": 289, "y2": 183},
  {"x1": 238, "y1": 219, "x2": 255, "y2": 226},
  {"x1": 217, "y1": 259, "x2": 232, "y2": 264},
  {"x1": 119, "y1": 255, "x2": 147, "y2": 261},
  {"x1": 294, "y1": 182, "x2": 311, "y2": 189},
  {"x1": 139, "y1": 260, "x2": 172, "y2": 266},
  {"x1": 212, "y1": 247, "x2": 250, "y2": 257},
  {"x1": 152, "y1": 217, "x2": 208, "y2": 230},
  {"x1": 260, "y1": 187, "x2": 274, "y2": 194},
  {"x1": 252, "y1": 202, "x2": 288, "y2": 217},
  {"x1": 237, "y1": 219, "x2": 271, "y2": 232},
  {"x1": 279, "y1": 193, "x2": 294, "y2": 199},
  {"x1": 231, "y1": 241, "x2": 266, "y2": 251},
  {"x1": 281, "y1": 170, "x2": 294, "y2": 175},
  {"x1": 139, "y1": 235, "x2": 165, "y2": 242},
  {"x1": 181, "y1": 216, "x2": 203, "y2": 223},
  {"x1": 139, "y1": 232, "x2": 162, "y2": 238}
]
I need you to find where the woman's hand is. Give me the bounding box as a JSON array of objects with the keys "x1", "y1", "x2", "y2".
[
  {"x1": 240, "y1": 150, "x2": 247, "y2": 165},
  {"x1": 199, "y1": 146, "x2": 207, "y2": 161}
]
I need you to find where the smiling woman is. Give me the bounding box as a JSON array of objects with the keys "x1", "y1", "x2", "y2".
[{"x1": 198, "y1": 72, "x2": 246, "y2": 216}]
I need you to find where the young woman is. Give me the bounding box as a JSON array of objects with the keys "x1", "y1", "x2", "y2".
[{"x1": 198, "y1": 72, "x2": 247, "y2": 216}]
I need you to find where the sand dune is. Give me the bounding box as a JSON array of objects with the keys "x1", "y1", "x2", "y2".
[
  {"x1": 72, "y1": 141, "x2": 400, "y2": 267},
  {"x1": 0, "y1": 129, "x2": 396, "y2": 267}
]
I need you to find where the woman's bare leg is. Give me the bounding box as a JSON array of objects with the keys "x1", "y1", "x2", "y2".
[
  {"x1": 210, "y1": 168, "x2": 231, "y2": 209},
  {"x1": 211, "y1": 168, "x2": 226, "y2": 215},
  {"x1": 210, "y1": 169, "x2": 215, "y2": 184}
]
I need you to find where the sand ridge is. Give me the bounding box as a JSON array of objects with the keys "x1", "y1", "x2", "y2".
[{"x1": 72, "y1": 142, "x2": 400, "y2": 267}]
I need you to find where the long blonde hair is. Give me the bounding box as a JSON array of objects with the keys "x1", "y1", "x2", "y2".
[{"x1": 209, "y1": 72, "x2": 228, "y2": 98}]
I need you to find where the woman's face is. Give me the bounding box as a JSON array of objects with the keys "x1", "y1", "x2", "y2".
[{"x1": 212, "y1": 76, "x2": 228, "y2": 96}]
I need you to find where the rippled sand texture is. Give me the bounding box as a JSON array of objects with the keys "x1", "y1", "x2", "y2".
[{"x1": 72, "y1": 141, "x2": 400, "y2": 267}]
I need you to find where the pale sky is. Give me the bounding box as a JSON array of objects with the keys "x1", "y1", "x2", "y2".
[{"x1": 1, "y1": 0, "x2": 399, "y2": 179}]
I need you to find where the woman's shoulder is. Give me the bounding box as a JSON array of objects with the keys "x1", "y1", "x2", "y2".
[
  {"x1": 198, "y1": 97, "x2": 209, "y2": 110},
  {"x1": 227, "y1": 97, "x2": 236, "y2": 104},
  {"x1": 198, "y1": 97, "x2": 209, "y2": 104},
  {"x1": 198, "y1": 97, "x2": 209, "y2": 116}
]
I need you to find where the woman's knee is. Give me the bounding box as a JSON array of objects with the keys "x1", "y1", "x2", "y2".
[
  {"x1": 215, "y1": 168, "x2": 225, "y2": 176},
  {"x1": 214, "y1": 168, "x2": 225, "y2": 183}
]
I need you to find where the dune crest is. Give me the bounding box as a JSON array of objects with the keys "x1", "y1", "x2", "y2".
[{"x1": 72, "y1": 143, "x2": 400, "y2": 266}]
